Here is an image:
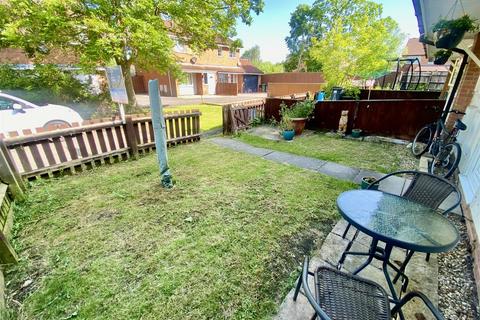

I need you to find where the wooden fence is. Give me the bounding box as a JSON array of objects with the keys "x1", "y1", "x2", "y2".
[
  {"x1": 0, "y1": 183, "x2": 17, "y2": 265},
  {"x1": 1, "y1": 110, "x2": 201, "y2": 180},
  {"x1": 263, "y1": 98, "x2": 445, "y2": 140},
  {"x1": 222, "y1": 99, "x2": 266, "y2": 134}
]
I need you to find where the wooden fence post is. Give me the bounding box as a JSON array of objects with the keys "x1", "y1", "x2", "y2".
[
  {"x1": 124, "y1": 116, "x2": 139, "y2": 159},
  {"x1": 0, "y1": 140, "x2": 25, "y2": 201},
  {"x1": 0, "y1": 231, "x2": 18, "y2": 264},
  {"x1": 222, "y1": 104, "x2": 232, "y2": 135}
]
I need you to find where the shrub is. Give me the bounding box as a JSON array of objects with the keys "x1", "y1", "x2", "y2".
[
  {"x1": 0, "y1": 64, "x2": 101, "y2": 103},
  {"x1": 433, "y1": 15, "x2": 479, "y2": 33}
]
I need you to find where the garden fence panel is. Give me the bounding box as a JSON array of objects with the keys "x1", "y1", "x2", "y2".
[{"x1": 0, "y1": 111, "x2": 201, "y2": 180}]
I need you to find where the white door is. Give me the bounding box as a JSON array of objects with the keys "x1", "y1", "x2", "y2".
[
  {"x1": 207, "y1": 73, "x2": 216, "y2": 95},
  {"x1": 458, "y1": 77, "x2": 480, "y2": 237},
  {"x1": 178, "y1": 73, "x2": 195, "y2": 95}
]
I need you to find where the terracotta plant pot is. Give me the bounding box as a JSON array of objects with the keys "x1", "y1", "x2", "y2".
[{"x1": 291, "y1": 118, "x2": 307, "y2": 135}]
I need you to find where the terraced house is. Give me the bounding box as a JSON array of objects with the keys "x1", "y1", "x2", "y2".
[{"x1": 133, "y1": 39, "x2": 263, "y2": 97}]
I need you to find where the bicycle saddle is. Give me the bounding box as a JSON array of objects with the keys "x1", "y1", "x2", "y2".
[{"x1": 455, "y1": 119, "x2": 467, "y2": 131}]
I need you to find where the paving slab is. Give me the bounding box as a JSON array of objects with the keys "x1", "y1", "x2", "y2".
[
  {"x1": 263, "y1": 151, "x2": 326, "y2": 171},
  {"x1": 315, "y1": 161, "x2": 360, "y2": 181},
  {"x1": 210, "y1": 137, "x2": 273, "y2": 157},
  {"x1": 274, "y1": 219, "x2": 440, "y2": 320},
  {"x1": 247, "y1": 125, "x2": 282, "y2": 141}
]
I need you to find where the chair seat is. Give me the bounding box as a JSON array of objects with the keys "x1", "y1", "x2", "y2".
[{"x1": 315, "y1": 267, "x2": 391, "y2": 320}]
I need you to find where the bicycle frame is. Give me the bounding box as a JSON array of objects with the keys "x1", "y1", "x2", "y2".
[{"x1": 428, "y1": 115, "x2": 460, "y2": 156}]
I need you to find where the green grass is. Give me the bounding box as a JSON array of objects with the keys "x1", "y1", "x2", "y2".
[
  {"x1": 235, "y1": 132, "x2": 417, "y2": 173},
  {"x1": 166, "y1": 104, "x2": 223, "y2": 132},
  {"x1": 5, "y1": 142, "x2": 353, "y2": 320}
]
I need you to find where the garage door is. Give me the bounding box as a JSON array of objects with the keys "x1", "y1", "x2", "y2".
[
  {"x1": 178, "y1": 73, "x2": 195, "y2": 95},
  {"x1": 243, "y1": 75, "x2": 258, "y2": 93}
]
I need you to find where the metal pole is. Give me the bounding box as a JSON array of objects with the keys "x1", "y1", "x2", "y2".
[{"x1": 148, "y1": 79, "x2": 173, "y2": 188}]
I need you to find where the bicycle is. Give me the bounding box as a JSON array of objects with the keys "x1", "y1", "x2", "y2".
[{"x1": 411, "y1": 109, "x2": 467, "y2": 179}]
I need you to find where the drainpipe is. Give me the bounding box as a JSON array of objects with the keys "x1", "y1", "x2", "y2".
[
  {"x1": 442, "y1": 49, "x2": 469, "y2": 123},
  {"x1": 420, "y1": 38, "x2": 469, "y2": 123}
]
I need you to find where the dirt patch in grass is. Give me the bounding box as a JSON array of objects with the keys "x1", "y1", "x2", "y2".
[{"x1": 4, "y1": 142, "x2": 353, "y2": 319}]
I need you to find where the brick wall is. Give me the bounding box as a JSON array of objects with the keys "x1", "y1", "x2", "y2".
[
  {"x1": 447, "y1": 32, "x2": 480, "y2": 128},
  {"x1": 176, "y1": 47, "x2": 239, "y2": 67}
]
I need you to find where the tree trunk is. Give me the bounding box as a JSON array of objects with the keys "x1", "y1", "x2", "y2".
[{"x1": 118, "y1": 60, "x2": 137, "y2": 107}]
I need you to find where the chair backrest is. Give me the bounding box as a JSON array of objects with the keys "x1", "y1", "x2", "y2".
[{"x1": 402, "y1": 172, "x2": 459, "y2": 212}]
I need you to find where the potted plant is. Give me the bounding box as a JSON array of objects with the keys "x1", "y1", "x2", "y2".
[
  {"x1": 351, "y1": 129, "x2": 362, "y2": 138},
  {"x1": 287, "y1": 100, "x2": 315, "y2": 135},
  {"x1": 433, "y1": 15, "x2": 479, "y2": 49},
  {"x1": 361, "y1": 176, "x2": 378, "y2": 190},
  {"x1": 434, "y1": 50, "x2": 452, "y2": 65},
  {"x1": 279, "y1": 116, "x2": 295, "y2": 141}
]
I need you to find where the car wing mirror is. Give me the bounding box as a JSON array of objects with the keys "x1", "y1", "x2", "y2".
[{"x1": 12, "y1": 103, "x2": 25, "y2": 113}]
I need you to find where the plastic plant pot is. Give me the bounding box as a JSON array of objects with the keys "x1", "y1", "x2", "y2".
[
  {"x1": 282, "y1": 130, "x2": 295, "y2": 141},
  {"x1": 361, "y1": 176, "x2": 378, "y2": 190},
  {"x1": 351, "y1": 129, "x2": 362, "y2": 138}
]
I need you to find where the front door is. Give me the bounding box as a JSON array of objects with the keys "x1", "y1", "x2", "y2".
[
  {"x1": 207, "y1": 73, "x2": 216, "y2": 95},
  {"x1": 178, "y1": 73, "x2": 195, "y2": 95}
]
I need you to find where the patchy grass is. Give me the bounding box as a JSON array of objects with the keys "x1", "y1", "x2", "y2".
[
  {"x1": 5, "y1": 142, "x2": 353, "y2": 320},
  {"x1": 166, "y1": 104, "x2": 223, "y2": 132},
  {"x1": 236, "y1": 132, "x2": 417, "y2": 173}
]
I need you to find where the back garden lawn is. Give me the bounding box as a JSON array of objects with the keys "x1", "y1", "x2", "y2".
[
  {"x1": 4, "y1": 141, "x2": 353, "y2": 320},
  {"x1": 166, "y1": 104, "x2": 223, "y2": 132},
  {"x1": 236, "y1": 131, "x2": 417, "y2": 173}
]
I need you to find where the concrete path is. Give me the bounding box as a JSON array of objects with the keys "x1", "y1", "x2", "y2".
[{"x1": 210, "y1": 137, "x2": 384, "y2": 184}]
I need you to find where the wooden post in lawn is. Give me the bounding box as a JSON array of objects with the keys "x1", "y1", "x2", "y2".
[{"x1": 149, "y1": 79, "x2": 173, "y2": 188}]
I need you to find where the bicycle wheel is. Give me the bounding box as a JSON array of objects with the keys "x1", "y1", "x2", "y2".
[
  {"x1": 412, "y1": 126, "x2": 433, "y2": 157},
  {"x1": 428, "y1": 142, "x2": 462, "y2": 179}
]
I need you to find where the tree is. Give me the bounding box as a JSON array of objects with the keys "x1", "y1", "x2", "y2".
[
  {"x1": 241, "y1": 45, "x2": 283, "y2": 73},
  {"x1": 1, "y1": 0, "x2": 264, "y2": 106},
  {"x1": 241, "y1": 45, "x2": 261, "y2": 64},
  {"x1": 255, "y1": 61, "x2": 283, "y2": 73},
  {"x1": 292, "y1": 0, "x2": 402, "y2": 87},
  {"x1": 283, "y1": 51, "x2": 322, "y2": 72}
]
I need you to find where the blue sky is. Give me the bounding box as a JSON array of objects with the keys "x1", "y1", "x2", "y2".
[{"x1": 235, "y1": 0, "x2": 420, "y2": 63}]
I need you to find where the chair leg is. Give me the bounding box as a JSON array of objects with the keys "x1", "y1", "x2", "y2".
[
  {"x1": 342, "y1": 223, "x2": 351, "y2": 239},
  {"x1": 293, "y1": 274, "x2": 302, "y2": 301},
  {"x1": 426, "y1": 253, "x2": 430, "y2": 262},
  {"x1": 337, "y1": 229, "x2": 361, "y2": 269}
]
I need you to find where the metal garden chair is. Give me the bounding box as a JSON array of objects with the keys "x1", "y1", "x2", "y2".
[
  {"x1": 340, "y1": 170, "x2": 461, "y2": 283},
  {"x1": 294, "y1": 257, "x2": 445, "y2": 320}
]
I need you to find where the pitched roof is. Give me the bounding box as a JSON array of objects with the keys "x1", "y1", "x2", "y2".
[
  {"x1": 239, "y1": 59, "x2": 263, "y2": 74},
  {"x1": 404, "y1": 38, "x2": 426, "y2": 56}
]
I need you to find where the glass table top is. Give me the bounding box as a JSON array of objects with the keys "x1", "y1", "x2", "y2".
[{"x1": 337, "y1": 190, "x2": 459, "y2": 253}]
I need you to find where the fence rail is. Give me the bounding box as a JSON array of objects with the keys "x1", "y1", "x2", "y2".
[
  {"x1": 0, "y1": 183, "x2": 17, "y2": 264},
  {"x1": 1, "y1": 111, "x2": 201, "y2": 179},
  {"x1": 222, "y1": 99, "x2": 265, "y2": 134},
  {"x1": 263, "y1": 98, "x2": 444, "y2": 140}
]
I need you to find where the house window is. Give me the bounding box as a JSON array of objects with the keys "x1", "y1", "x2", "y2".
[
  {"x1": 218, "y1": 73, "x2": 237, "y2": 84},
  {"x1": 217, "y1": 47, "x2": 223, "y2": 57},
  {"x1": 203, "y1": 73, "x2": 208, "y2": 84},
  {"x1": 179, "y1": 73, "x2": 193, "y2": 85},
  {"x1": 229, "y1": 49, "x2": 236, "y2": 58}
]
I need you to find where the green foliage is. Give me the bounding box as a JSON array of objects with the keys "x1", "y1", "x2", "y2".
[
  {"x1": 241, "y1": 45, "x2": 261, "y2": 64},
  {"x1": 255, "y1": 61, "x2": 284, "y2": 73},
  {"x1": 434, "y1": 50, "x2": 452, "y2": 59},
  {"x1": 241, "y1": 45, "x2": 284, "y2": 73},
  {"x1": 0, "y1": 64, "x2": 95, "y2": 102},
  {"x1": 433, "y1": 15, "x2": 479, "y2": 33},
  {"x1": 306, "y1": 0, "x2": 403, "y2": 88},
  {"x1": 1, "y1": 0, "x2": 264, "y2": 105},
  {"x1": 342, "y1": 86, "x2": 361, "y2": 99},
  {"x1": 281, "y1": 100, "x2": 315, "y2": 119},
  {"x1": 283, "y1": 51, "x2": 322, "y2": 72}
]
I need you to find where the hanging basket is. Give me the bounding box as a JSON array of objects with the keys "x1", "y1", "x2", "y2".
[
  {"x1": 434, "y1": 28, "x2": 466, "y2": 49},
  {"x1": 434, "y1": 50, "x2": 452, "y2": 65}
]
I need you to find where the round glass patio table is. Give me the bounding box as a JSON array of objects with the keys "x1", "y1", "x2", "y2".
[{"x1": 337, "y1": 190, "x2": 459, "y2": 253}]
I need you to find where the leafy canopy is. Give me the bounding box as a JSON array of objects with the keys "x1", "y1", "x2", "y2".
[
  {"x1": 1, "y1": 0, "x2": 264, "y2": 105},
  {"x1": 241, "y1": 45, "x2": 284, "y2": 73},
  {"x1": 298, "y1": 0, "x2": 403, "y2": 87}
]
